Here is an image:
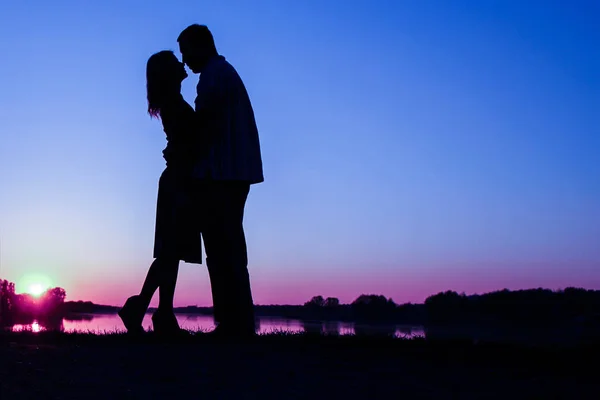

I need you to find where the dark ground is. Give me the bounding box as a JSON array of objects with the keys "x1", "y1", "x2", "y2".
[{"x1": 1, "y1": 332, "x2": 599, "y2": 399}]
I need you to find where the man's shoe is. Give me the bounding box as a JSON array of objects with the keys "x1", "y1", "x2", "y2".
[{"x1": 151, "y1": 310, "x2": 190, "y2": 338}]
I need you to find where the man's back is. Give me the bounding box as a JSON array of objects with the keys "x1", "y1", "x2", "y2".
[{"x1": 194, "y1": 55, "x2": 264, "y2": 184}]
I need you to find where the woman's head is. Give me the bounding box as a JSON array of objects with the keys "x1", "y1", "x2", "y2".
[{"x1": 146, "y1": 50, "x2": 188, "y2": 118}]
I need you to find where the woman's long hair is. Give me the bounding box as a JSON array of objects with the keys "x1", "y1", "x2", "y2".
[{"x1": 146, "y1": 50, "x2": 180, "y2": 119}]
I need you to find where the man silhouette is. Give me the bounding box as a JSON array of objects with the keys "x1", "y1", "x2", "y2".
[{"x1": 178, "y1": 24, "x2": 264, "y2": 337}]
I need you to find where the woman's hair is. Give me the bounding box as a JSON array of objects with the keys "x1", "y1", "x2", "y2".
[{"x1": 146, "y1": 50, "x2": 180, "y2": 118}]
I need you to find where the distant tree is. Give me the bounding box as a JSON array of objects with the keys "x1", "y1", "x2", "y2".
[
  {"x1": 351, "y1": 294, "x2": 397, "y2": 321},
  {"x1": 39, "y1": 287, "x2": 67, "y2": 316},
  {"x1": 424, "y1": 290, "x2": 470, "y2": 323},
  {"x1": 43, "y1": 287, "x2": 67, "y2": 303},
  {"x1": 0, "y1": 279, "x2": 16, "y2": 325},
  {"x1": 324, "y1": 297, "x2": 340, "y2": 307},
  {"x1": 11, "y1": 286, "x2": 67, "y2": 319},
  {"x1": 422, "y1": 288, "x2": 600, "y2": 326},
  {"x1": 304, "y1": 295, "x2": 326, "y2": 308},
  {"x1": 352, "y1": 294, "x2": 396, "y2": 308},
  {"x1": 12, "y1": 293, "x2": 36, "y2": 317},
  {"x1": 425, "y1": 290, "x2": 470, "y2": 312}
]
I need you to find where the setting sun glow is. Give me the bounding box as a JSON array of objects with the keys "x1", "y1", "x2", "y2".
[
  {"x1": 18, "y1": 274, "x2": 53, "y2": 297},
  {"x1": 28, "y1": 284, "x2": 46, "y2": 297}
]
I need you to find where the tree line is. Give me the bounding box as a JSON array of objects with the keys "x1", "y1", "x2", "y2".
[
  {"x1": 3, "y1": 276, "x2": 600, "y2": 327},
  {"x1": 0, "y1": 279, "x2": 67, "y2": 326},
  {"x1": 425, "y1": 287, "x2": 600, "y2": 325},
  {"x1": 296, "y1": 288, "x2": 600, "y2": 325}
]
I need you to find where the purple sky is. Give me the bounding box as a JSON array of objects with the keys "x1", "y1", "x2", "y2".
[{"x1": 0, "y1": 0, "x2": 598, "y2": 306}]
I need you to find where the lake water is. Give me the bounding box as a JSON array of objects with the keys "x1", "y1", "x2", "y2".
[{"x1": 10, "y1": 313, "x2": 425, "y2": 338}]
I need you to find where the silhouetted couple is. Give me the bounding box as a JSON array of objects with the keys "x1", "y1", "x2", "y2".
[{"x1": 118, "y1": 25, "x2": 263, "y2": 338}]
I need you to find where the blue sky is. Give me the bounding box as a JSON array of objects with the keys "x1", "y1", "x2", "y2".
[{"x1": 0, "y1": 0, "x2": 598, "y2": 305}]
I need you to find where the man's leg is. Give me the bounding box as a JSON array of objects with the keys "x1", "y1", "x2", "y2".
[
  {"x1": 206, "y1": 257, "x2": 224, "y2": 325},
  {"x1": 202, "y1": 181, "x2": 255, "y2": 334},
  {"x1": 198, "y1": 180, "x2": 225, "y2": 326}
]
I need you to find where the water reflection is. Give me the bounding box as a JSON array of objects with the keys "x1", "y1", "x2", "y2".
[
  {"x1": 8, "y1": 313, "x2": 425, "y2": 338},
  {"x1": 324, "y1": 321, "x2": 341, "y2": 336},
  {"x1": 355, "y1": 323, "x2": 397, "y2": 337},
  {"x1": 65, "y1": 313, "x2": 94, "y2": 321},
  {"x1": 11, "y1": 319, "x2": 64, "y2": 333},
  {"x1": 300, "y1": 320, "x2": 354, "y2": 335},
  {"x1": 301, "y1": 320, "x2": 323, "y2": 334}
]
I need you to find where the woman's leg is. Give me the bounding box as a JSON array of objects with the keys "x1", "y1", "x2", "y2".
[
  {"x1": 138, "y1": 258, "x2": 179, "y2": 311},
  {"x1": 119, "y1": 259, "x2": 165, "y2": 333},
  {"x1": 148, "y1": 258, "x2": 182, "y2": 335},
  {"x1": 157, "y1": 258, "x2": 179, "y2": 312},
  {"x1": 138, "y1": 258, "x2": 162, "y2": 309}
]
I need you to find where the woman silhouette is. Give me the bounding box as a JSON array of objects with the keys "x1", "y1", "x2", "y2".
[{"x1": 118, "y1": 50, "x2": 202, "y2": 335}]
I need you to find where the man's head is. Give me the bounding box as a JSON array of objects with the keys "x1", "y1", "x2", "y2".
[{"x1": 177, "y1": 24, "x2": 218, "y2": 73}]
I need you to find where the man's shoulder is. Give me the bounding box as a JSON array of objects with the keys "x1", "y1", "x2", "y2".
[
  {"x1": 213, "y1": 55, "x2": 234, "y2": 69},
  {"x1": 201, "y1": 56, "x2": 233, "y2": 75},
  {"x1": 214, "y1": 59, "x2": 240, "y2": 86},
  {"x1": 198, "y1": 56, "x2": 234, "y2": 84}
]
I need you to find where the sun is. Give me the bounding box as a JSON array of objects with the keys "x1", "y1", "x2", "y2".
[
  {"x1": 28, "y1": 284, "x2": 46, "y2": 297},
  {"x1": 19, "y1": 274, "x2": 53, "y2": 297}
]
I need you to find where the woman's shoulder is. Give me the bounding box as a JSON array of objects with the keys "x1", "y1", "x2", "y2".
[
  {"x1": 161, "y1": 98, "x2": 194, "y2": 120},
  {"x1": 160, "y1": 98, "x2": 196, "y2": 136},
  {"x1": 178, "y1": 98, "x2": 195, "y2": 116}
]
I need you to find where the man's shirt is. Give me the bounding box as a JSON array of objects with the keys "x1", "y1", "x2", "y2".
[{"x1": 193, "y1": 55, "x2": 264, "y2": 184}]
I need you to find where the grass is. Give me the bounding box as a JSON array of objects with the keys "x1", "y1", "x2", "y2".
[
  {"x1": 3, "y1": 329, "x2": 599, "y2": 399},
  {"x1": 2, "y1": 327, "x2": 599, "y2": 358},
  {"x1": 2, "y1": 327, "x2": 403, "y2": 346},
  {"x1": 3, "y1": 325, "x2": 600, "y2": 375}
]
